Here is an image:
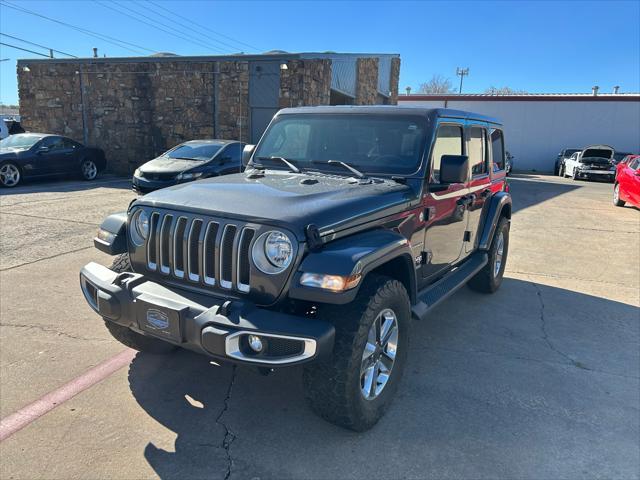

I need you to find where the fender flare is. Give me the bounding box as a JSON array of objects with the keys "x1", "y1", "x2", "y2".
[
  {"x1": 478, "y1": 191, "x2": 512, "y2": 251},
  {"x1": 289, "y1": 229, "x2": 417, "y2": 305},
  {"x1": 94, "y1": 211, "x2": 128, "y2": 255}
]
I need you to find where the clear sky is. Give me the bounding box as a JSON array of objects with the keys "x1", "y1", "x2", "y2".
[{"x1": 1, "y1": 0, "x2": 639, "y2": 105}]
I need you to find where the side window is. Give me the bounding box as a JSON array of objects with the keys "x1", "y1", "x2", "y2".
[
  {"x1": 490, "y1": 129, "x2": 505, "y2": 171},
  {"x1": 629, "y1": 158, "x2": 640, "y2": 169},
  {"x1": 62, "y1": 138, "x2": 78, "y2": 149},
  {"x1": 40, "y1": 137, "x2": 64, "y2": 151},
  {"x1": 430, "y1": 124, "x2": 463, "y2": 183},
  {"x1": 223, "y1": 143, "x2": 242, "y2": 162},
  {"x1": 468, "y1": 127, "x2": 487, "y2": 176}
]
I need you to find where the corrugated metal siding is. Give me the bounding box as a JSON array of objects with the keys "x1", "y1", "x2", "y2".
[
  {"x1": 330, "y1": 59, "x2": 357, "y2": 97},
  {"x1": 398, "y1": 98, "x2": 640, "y2": 172},
  {"x1": 377, "y1": 56, "x2": 391, "y2": 96}
]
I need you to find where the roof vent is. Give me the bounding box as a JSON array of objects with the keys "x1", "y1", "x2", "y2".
[
  {"x1": 592, "y1": 85, "x2": 599, "y2": 96},
  {"x1": 613, "y1": 85, "x2": 620, "y2": 94}
]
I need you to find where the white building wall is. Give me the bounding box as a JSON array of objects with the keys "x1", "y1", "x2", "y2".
[{"x1": 398, "y1": 98, "x2": 640, "y2": 172}]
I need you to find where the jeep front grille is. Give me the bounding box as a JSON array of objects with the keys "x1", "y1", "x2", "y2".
[{"x1": 144, "y1": 212, "x2": 256, "y2": 293}]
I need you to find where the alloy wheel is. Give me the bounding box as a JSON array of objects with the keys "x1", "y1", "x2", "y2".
[
  {"x1": 494, "y1": 230, "x2": 505, "y2": 277},
  {"x1": 0, "y1": 163, "x2": 20, "y2": 187},
  {"x1": 360, "y1": 308, "x2": 399, "y2": 400},
  {"x1": 82, "y1": 160, "x2": 97, "y2": 180}
]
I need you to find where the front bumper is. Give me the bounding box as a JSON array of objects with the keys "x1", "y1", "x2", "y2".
[
  {"x1": 132, "y1": 175, "x2": 177, "y2": 194},
  {"x1": 80, "y1": 262, "x2": 334, "y2": 366},
  {"x1": 576, "y1": 169, "x2": 615, "y2": 180}
]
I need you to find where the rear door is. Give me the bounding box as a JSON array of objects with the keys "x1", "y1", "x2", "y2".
[
  {"x1": 422, "y1": 122, "x2": 469, "y2": 278},
  {"x1": 465, "y1": 123, "x2": 492, "y2": 253}
]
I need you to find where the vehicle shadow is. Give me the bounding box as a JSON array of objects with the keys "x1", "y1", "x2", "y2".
[
  {"x1": 507, "y1": 176, "x2": 582, "y2": 213},
  {"x1": 127, "y1": 278, "x2": 639, "y2": 479},
  {"x1": 0, "y1": 175, "x2": 131, "y2": 196}
]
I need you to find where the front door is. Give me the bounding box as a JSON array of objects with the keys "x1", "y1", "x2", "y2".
[{"x1": 422, "y1": 122, "x2": 469, "y2": 278}]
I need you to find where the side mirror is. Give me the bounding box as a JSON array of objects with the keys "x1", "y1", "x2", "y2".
[
  {"x1": 242, "y1": 144, "x2": 255, "y2": 167},
  {"x1": 440, "y1": 155, "x2": 469, "y2": 184},
  {"x1": 218, "y1": 156, "x2": 231, "y2": 165},
  {"x1": 37, "y1": 146, "x2": 49, "y2": 154}
]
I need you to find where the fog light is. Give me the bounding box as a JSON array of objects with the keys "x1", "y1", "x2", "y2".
[{"x1": 248, "y1": 334, "x2": 263, "y2": 353}]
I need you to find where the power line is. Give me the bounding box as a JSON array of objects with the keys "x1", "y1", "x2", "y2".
[
  {"x1": 117, "y1": 0, "x2": 236, "y2": 54},
  {"x1": 93, "y1": 0, "x2": 229, "y2": 54},
  {"x1": 146, "y1": 0, "x2": 261, "y2": 52},
  {"x1": 0, "y1": 33, "x2": 78, "y2": 58},
  {"x1": 0, "y1": 41, "x2": 51, "y2": 58},
  {"x1": 0, "y1": 0, "x2": 157, "y2": 55}
]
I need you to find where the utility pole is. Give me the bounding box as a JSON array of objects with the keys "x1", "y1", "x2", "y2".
[{"x1": 456, "y1": 67, "x2": 469, "y2": 94}]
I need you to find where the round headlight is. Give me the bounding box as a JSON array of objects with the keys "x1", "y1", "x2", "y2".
[
  {"x1": 252, "y1": 230, "x2": 294, "y2": 274},
  {"x1": 130, "y1": 209, "x2": 149, "y2": 245},
  {"x1": 265, "y1": 231, "x2": 293, "y2": 268}
]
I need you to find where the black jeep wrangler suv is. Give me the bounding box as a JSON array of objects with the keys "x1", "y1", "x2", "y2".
[{"x1": 80, "y1": 106, "x2": 511, "y2": 431}]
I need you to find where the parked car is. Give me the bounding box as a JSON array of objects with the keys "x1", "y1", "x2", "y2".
[
  {"x1": 612, "y1": 151, "x2": 633, "y2": 165},
  {"x1": 614, "y1": 155, "x2": 640, "y2": 208},
  {"x1": 555, "y1": 148, "x2": 581, "y2": 175},
  {"x1": 81, "y1": 106, "x2": 512, "y2": 431},
  {"x1": 132, "y1": 139, "x2": 245, "y2": 194},
  {"x1": 0, "y1": 133, "x2": 106, "y2": 188},
  {"x1": 562, "y1": 145, "x2": 615, "y2": 181},
  {"x1": 505, "y1": 151, "x2": 514, "y2": 175}
]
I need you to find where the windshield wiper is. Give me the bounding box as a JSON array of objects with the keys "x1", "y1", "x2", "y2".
[
  {"x1": 325, "y1": 160, "x2": 366, "y2": 179},
  {"x1": 256, "y1": 156, "x2": 301, "y2": 173}
]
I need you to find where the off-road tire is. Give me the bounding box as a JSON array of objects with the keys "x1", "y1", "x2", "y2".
[
  {"x1": 468, "y1": 216, "x2": 510, "y2": 293},
  {"x1": 613, "y1": 183, "x2": 625, "y2": 207},
  {"x1": 104, "y1": 253, "x2": 176, "y2": 354},
  {"x1": 302, "y1": 274, "x2": 411, "y2": 432}
]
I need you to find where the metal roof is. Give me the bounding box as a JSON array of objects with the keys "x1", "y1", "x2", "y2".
[{"x1": 399, "y1": 93, "x2": 640, "y2": 102}]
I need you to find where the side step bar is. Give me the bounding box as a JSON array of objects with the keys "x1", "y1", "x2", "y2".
[{"x1": 412, "y1": 252, "x2": 488, "y2": 321}]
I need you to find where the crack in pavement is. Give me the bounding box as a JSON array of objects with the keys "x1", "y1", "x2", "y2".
[
  {"x1": 424, "y1": 346, "x2": 639, "y2": 380},
  {"x1": 0, "y1": 246, "x2": 92, "y2": 271},
  {"x1": 532, "y1": 282, "x2": 592, "y2": 371},
  {"x1": 0, "y1": 323, "x2": 108, "y2": 342},
  {"x1": 215, "y1": 366, "x2": 237, "y2": 480},
  {"x1": 0, "y1": 211, "x2": 98, "y2": 226}
]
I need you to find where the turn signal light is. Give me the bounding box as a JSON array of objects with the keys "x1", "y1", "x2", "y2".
[{"x1": 299, "y1": 273, "x2": 362, "y2": 292}]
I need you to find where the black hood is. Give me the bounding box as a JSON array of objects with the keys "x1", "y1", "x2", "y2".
[
  {"x1": 0, "y1": 149, "x2": 19, "y2": 159},
  {"x1": 139, "y1": 156, "x2": 205, "y2": 174},
  {"x1": 134, "y1": 170, "x2": 416, "y2": 240}
]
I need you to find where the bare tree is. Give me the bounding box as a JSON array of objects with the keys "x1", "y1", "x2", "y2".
[
  {"x1": 417, "y1": 75, "x2": 456, "y2": 94},
  {"x1": 484, "y1": 86, "x2": 527, "y2": 95}
]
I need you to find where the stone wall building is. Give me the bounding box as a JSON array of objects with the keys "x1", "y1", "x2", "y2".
[{"x1": 17, "y1": 52, "x2": 400, "y2": 174}]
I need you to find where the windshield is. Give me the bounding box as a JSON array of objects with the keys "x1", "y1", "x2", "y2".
[
  {"x1": 0, "y1": 134, "x2": 43, "y2": 150},
  {"x1": 253, "y1": 114, "x2": 428, "y2": 175},
  {"x1": 564, "y1": 149, "x2": 580, "y2": 157},
  {"x1": 166, "y1": 143, "x2": 222, "y2": 161}
]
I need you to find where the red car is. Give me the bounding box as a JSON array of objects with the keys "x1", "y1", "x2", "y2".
[{"x1": 614, "y1": 154, "x2": 640, "y2": 208}]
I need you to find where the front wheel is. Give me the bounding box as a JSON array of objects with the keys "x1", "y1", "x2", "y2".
[
  {"x1": 468, "y1": 216, "x2": 510, "y2": 293},
  {"x1": 0, "y1": 162, "x2": 21, "y2": 187},
  {"x1": 81, "y1": 159, "x2": 98, "y2": 180},
  {"x1": 613, "y1": 183, "x2": 625, "y2": 207},
  {"x1": 303, "y1": 274, "x2": 411, "y2": 431}
]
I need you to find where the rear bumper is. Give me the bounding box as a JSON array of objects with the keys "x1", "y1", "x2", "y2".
[{"x1": 79, "y1": 262, "x2": 334, "y2": 367}]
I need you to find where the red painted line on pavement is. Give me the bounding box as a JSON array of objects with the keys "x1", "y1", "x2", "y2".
[{"x1": 0, "y1": 348, "x2": 136, "y2": 442}]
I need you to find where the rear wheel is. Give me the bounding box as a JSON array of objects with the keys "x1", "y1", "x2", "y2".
[
  {"x1": 468, "y1": 216, "x2": 509, "y2": 293},
  {"x1": 81, "y1": 159, "x2": 98, "y2": 180},
  {"x1": 303, "y1": 274, "x2": 411, "y2": 431},
  {"x1": 103, "y1": 253, "x2": 176, "y2": 354},
  {"x1": 613, "y1": 183, "x2": 625, "y2": 207},
  {"x1": 0, "y1": 162, "x2": 21, "y2": 187}
]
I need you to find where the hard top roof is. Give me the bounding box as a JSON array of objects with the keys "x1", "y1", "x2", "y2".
[{"x1": 276, "y1": 105, "x2": 502, "y2": 125}]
